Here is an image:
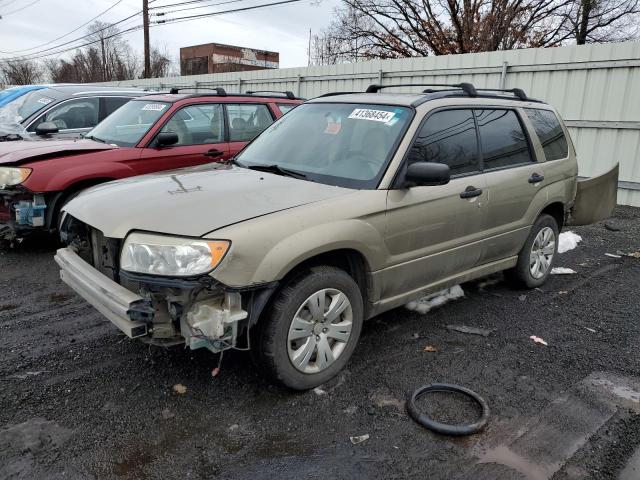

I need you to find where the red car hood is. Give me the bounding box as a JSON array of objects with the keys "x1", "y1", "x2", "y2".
[{"x1": 0, "y1": 139, "x2": 117, "y2": 166}]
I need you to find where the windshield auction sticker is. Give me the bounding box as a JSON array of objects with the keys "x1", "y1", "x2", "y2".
[
  {"x1": 348, "y1": 108, "x2": 395, "y2": 123},
  {"x1": 141, "y1": 103, "x2": 167, "y2": 112}
]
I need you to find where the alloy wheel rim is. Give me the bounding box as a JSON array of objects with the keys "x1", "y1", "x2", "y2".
[
  {"x1": 529, "y1": 227, "x2": 556, "y2": 279},
  {"x1": 287, "y1": 288, "x2": 353, "y2": 374}
]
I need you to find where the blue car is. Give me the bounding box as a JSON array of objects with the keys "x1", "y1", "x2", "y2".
[{"x1": 0, "y1": 85, "x2": 45, "y2": 108}]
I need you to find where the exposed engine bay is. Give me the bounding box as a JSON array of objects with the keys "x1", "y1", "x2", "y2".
[{"x1": 59, "y1": 214, "x2": 272, "y2": 355}]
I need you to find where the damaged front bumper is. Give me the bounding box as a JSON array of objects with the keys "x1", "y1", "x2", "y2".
[
  {"x1": 54, "y1": 247, "x2": 251, "y2": 354},
  {"x1": 0, "y1": 189, "x2": 48, "y2": 242}
]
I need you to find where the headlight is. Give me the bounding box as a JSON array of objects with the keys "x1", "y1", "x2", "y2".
[
  {"x1": 0, "y1": 167, "x2": 31, "y2": 187},
  {"x1": 120, "y1": 232, "x2": 230, "y2": 277}
]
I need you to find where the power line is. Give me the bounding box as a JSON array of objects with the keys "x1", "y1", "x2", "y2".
[
  {"x1": 1, "y1": 0, "x2": 42, "y2": 16},
  {"x1": 0, "y1": 0, "x2": 21, "y2": 9},
  {"x1": 2, "y1": 0, "x2": 303, "y2": 63},
  {"x1": 151, "y1": 0, "x2": 249, "y2": 16},
  {"x1": 149, "y1": 0, "x2": 219, "y2": 10},
  {"x1": 1, "y1": 11, "x2": 142, "y2": 61},
  {"x1": 155, "y1": 0, "x2": 304, "y2": 24},
  {"x1": 5, "y1": 24, "x2": 144, "y2": 62},
  {"x1": 0, "y1": 0, "x2": 125, "y2": 54}
]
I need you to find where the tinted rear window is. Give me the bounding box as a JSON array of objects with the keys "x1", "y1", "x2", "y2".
[
  {"x1": 525, "y1": 108, "x2": 568, "y2": 161},
  {"x1": 476, "y1": 109, "x2": 532, "y2": 170}
]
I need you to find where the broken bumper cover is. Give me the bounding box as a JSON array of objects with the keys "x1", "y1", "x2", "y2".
[{"x1": 54, "y1": 247, "x2": 148, "y2": 338}]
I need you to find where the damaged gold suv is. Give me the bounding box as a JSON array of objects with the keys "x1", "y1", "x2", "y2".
[{"x1": 55, "y1": 83, "x2": 618, "y2": 390}]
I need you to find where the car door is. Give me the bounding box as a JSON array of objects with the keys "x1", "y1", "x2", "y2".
[
  {"x1": 138, "y1": 103, "x2": 230, "y2": 174},
  {"x1": 27, "y1": 97, "x2": 99, "y2": 139},
  {"x1": 383, "y1": 108, "x2": 488, "y2": 300},
  {"x1": 224, "y1": 103, "x2": 276, "y2": 156},
  {"x1": 474, "y1": 108, "x2": 543, "y2": 264}
]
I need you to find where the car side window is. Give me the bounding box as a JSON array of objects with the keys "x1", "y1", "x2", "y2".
[
  {"x1": 408, "y1": 109, "x2": 480, "y2": 176},
  {"x1": 525, "y1": 108, "x2": 569, "y2": 161},
  {"x1": 28, "y1": 97, "x2": 99, "y2": 132},
  {"x1": 226, "y1": 104, "x2": 274, "y2": 142},
  {"x1": 277, "y1": 103, "x2": 297, "y2": 115},
  {"x1": 475, "y1": 109, "x2": 532, "y2": 170},
  {"x1": 100, "y1": 97, "x2": 131, "y2": 122},
  {"x1": 159, "y1": 104, "x2": 224, "y2": 146}
]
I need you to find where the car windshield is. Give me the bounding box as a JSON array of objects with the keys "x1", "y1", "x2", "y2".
[
  {"x1": 86, "y1": 100, "x2": 170, "y2": 147},
  {"x1": 236, "y1": 103, "x2": 412, "y2": 189},
  {"x1": 15, "y1": 89, "x2": 57, "y2": 119}
]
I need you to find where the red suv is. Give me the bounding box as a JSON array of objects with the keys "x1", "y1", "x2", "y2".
[{"x1": 0, "y1": 89, "x2": 302, "y2": 244}]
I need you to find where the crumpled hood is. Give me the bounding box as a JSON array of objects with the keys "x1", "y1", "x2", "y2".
[
  {"x1": 64, "y1": 164, "x2": 352, "y2": 238},
  {"x1": 0, "y1": 138, "x2": 116, "y2": 166}
]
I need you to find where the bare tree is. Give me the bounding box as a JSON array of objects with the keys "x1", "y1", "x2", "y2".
[
  {"x1": 149, "y1": 46, "x2": 172, "y2": 78},
  {"x1": 312, "y1": 0, "x2": 640, "y2": 62},
  {"x1": 0, "y1": 58, "x2": 43, "y2": 86},
  {"x1": 556, "y1": 0, "x2": 640, "y2": 44},
  {"x1": 45, "y1": 21, "x2": 141, "y2": 83}
]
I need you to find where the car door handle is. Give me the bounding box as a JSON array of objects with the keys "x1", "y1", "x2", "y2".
[
  {"x1": 529, "y1": 173, "x2": 545, "y2": 183},
  {"x1": 204, "y1": 149, "x2": 224, "y2": 158},
  {"x1": 460, "y1": 186, "x2": 483, "y2": 199}
]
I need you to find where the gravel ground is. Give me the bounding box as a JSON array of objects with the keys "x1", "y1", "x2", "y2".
[{"x1": 1, "y1": 207, "x2": 639, "y2": 480}]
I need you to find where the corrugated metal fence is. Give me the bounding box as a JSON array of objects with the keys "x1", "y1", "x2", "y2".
[{"x1": 104, "y1": 41, "x2": 640, "y2": 206}]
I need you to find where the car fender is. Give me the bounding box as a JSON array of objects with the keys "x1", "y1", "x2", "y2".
[
  {"x1": 45, "y1": 163, "x2": 135, "y2": 191},
  {"x1": 216, "y1": 219, "x2": 385, "y2": 288}
]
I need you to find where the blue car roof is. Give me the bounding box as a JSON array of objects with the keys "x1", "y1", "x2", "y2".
[{"x1": 0, "y1": 85, "x2": 45, "y2": 107}]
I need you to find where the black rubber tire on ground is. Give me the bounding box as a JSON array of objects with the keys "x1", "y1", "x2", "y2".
[
  {"x1": 406, "y1": 383, "x2": 490, "y2": 436},
  {"x1": 506, "y1": 213, "x2": 559, "y2": 288},
  {"x1": 250, "y1": 266, "x2": 364, "y2": 390}
]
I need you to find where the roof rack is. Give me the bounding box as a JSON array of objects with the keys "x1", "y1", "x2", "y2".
[
  {"x1": 475, "y1": 88, "x2": 528, "y2": 100},
  {"x1": 169, "y1": 86, "x2": 227, "y2": 96},
  {"x1": 366, "y1": 83, "x2": 478, "y2": 96},
  {"x1": 246, "y1": 90, "x2": 298, "y2": 100}
]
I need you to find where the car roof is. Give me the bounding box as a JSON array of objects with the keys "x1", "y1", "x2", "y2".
[
  {"x1": 308, "y1": 84, "x2": 548, "y2": 108},
  {"x1": 134, "y1": 92, "x2": 304, "y2": 103},
  {"x1": 39, "y1": 84, "x2": 151, "y2": 96}
]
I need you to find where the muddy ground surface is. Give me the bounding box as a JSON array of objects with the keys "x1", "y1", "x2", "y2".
[{"x1": 1, "y1": 207, "x2": 639, "y2": 480}]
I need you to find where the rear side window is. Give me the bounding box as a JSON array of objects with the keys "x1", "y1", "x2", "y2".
[
  {"x1": 226, "y1": 104, "x2": 274, "y2": 142},
  {"x1": 475, "y1": 109, "x2": 532, "y2": 170},
  {"x1": 408, "y1": 109, "x2": 480, "y2": 176},
  {"x1": 100, "y1": 97, "x2": 131, "y2": 121},
  {"x1": 525, "y1": 108, "x2": 568, "y2": 161}
]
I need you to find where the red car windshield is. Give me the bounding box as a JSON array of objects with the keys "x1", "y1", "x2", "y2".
[{"x1": 86, "y1": 100, "x2": 170, "y2": 147}]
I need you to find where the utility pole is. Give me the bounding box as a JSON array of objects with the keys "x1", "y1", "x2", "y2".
[
  {"x1": 143, "y1": 0, "x2": 150, "y2": 78},
  {"x1": 100, "y1": 37, "x2": 107, "y2": 81}
]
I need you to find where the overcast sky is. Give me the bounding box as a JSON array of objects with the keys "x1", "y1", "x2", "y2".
[{"x1": 0, "y1": 0, "x2": 341, "y2": 69}]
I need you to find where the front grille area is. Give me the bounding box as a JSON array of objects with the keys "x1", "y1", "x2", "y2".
[{"x1": 62, "y1": 215, "x2": 121, "y2": 281}]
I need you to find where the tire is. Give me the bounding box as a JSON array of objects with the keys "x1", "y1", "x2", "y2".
[
  {"x1": 251, "y1": 266, "x2": 364, "y2": 390},
  {"x1": 506, "y1": 214, "x2": 559, "y2": 288}
]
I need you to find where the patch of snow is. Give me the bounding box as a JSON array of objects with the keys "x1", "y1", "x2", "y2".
[
  {"x1": 405, "y1": 285, "x2": 464, "y2": 314},
  {"x1": 558, "y1": 231, "x2": 582, "y2": 253},
  {"x1": 551, "y1": 267, "x2": 577, "y2": 275}
]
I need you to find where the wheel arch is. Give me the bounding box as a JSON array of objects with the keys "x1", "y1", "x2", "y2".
[
  {"x1": 45, "y1": 177, "x2": 117, "y2": 229},
  {"x1": 539, "y1": 201, "x2": 565, "y2": 231}
]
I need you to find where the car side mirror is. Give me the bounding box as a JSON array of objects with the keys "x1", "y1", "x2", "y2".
[
  {"x1": 35, "y1": 121, "x2": 59, "y2": 136},
  {"x1": 156, "y1": 132, "x2": 179, "y2": 147},
  {"x1": 405, "y1": 162, "x2": 450, "y2": 187}
]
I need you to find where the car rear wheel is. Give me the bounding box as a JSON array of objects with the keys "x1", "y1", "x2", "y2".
[
  {"x1": 506, "y1": 214, "x2": 559, "y2": 288},
  {"x1": 251, "y1": 266, "x2": 363, "y2": 390}
]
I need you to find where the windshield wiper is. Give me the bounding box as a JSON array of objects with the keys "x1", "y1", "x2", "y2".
[
  {"x1": 84, "y1": 134, "x2": 106, "y2": 143},
  {"x1": 245, "y1": 164, "x2": 307, "y2": 180}
]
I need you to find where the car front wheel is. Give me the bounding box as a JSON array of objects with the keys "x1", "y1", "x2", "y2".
[{"x1": 252, "y1": 266, "x2": 363, "y2": 390}]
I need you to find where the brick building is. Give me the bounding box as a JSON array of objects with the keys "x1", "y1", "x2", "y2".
[{"x1": 180, "y1": 43, "x2": 279, "y2": 76}]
